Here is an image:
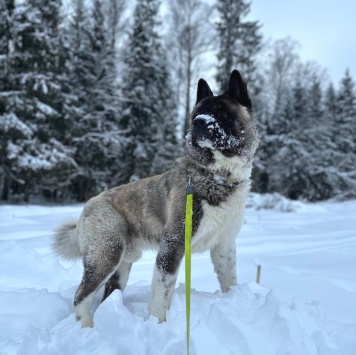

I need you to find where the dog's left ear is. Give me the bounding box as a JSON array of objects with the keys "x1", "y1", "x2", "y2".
[
  {"x1": 227, "y1": 70, "x2": 252, "y2": 110},
  {"x1": 196, "y1": 78, "x2": 213, "y2": 105}
]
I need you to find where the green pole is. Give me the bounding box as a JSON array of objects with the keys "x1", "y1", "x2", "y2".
[{"x1": 185, "y1": 179, "x2": 194, "y2": 355}]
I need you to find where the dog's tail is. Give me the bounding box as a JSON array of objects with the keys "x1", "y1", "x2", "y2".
[{"x1": 52, "y1": 221, "x2": 81, "y2": 260}]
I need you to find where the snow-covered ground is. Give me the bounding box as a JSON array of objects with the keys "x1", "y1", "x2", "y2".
[{"x1": 0, "y1": 194, "x2": 355, "y2": 354}]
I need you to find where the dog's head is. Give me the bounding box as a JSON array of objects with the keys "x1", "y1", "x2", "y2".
[{"x1": 186, "y1": 70, "x2": 259, "y2": 176}]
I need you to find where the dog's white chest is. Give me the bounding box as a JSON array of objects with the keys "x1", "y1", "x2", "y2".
[{"x1": 192, "y1": 183, "x2": 249, "y2": 253}]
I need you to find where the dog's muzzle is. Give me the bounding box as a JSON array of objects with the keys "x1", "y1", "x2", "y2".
[{"x1": 191, "y1": 117, "x2": 211, "y2": 143}]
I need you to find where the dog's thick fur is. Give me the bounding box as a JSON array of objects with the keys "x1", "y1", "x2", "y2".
[{"x1": 53, "y1": 70, "x2": 259, "y2": 327}]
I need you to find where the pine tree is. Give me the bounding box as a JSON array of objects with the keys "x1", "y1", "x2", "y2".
[
  {"x1": 0, "y1": 0, "x2": 75, "y2": 202},
  {"x1": 333, "y1": 70, "x2": 356, "y2": 198},
  {"x1": 267, "y1": 88, "x2": 296, "y2": 197},
  {"x1": 336, "y1": 70, "x2": 356, "y2": 125},
  {"x1": 215, "y1": 0, "x2": 262, "y2": 94},
  {"x1": 118, "y1": 0, "x2": 178, "y2": 183},
  {"x1": 266, "y1": 81, "x2": 312, "y2": 200},
  {"x1": 318, "y1": 82, "x2": 345, "y2": 198},
  {"x1": 0, "y1": 0, "x2": 25, "y2": 200},
  {"x1": 66, "y1": 0, "x2": 125, "y2": 201},
  {"x1": 309, "y1": 77, "x2": 323, "y2": 120},
  {"x1": 104, "y1": 0, "x2": 127, "y2": 51},
  {"x1": 149, "y1": 55, "x2": 180, "y2": 176},
  {"x1": 325, "y1": 83, "x2": 337, "y2": 119},
  {"x1": 253, "y1": 42, "x2": 346, "y2": 202},
  {"x1": 304, "y1": 76, "x2": 331, "y2": 200},
  {"x1": 252, "y1": 38, "x2": 300, "y2": 194}
]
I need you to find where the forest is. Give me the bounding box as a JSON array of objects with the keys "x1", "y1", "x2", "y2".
[{"x1": 0, "y1": 0, "x2": 355, "y2": 203}]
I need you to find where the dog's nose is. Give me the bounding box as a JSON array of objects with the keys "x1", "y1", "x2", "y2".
[{"x1": 193, "y1": 117, "x2": 207, "y2": 128}]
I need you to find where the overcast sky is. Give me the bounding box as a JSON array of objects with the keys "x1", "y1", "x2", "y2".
[{"x1": 248, "y1": 0, "x2": 356, "y2": 84}]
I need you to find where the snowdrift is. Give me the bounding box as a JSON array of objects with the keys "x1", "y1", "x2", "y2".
[
  {"x1": 1, "y1": 200, "x2": 355, "y2": 354},
  {"x1": 2, "y1": 282, "x2": 355, "y2": 355}
]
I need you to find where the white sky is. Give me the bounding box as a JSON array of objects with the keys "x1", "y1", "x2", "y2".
[{"x1": 248, "y1": 0, "x2": 356, "y2": 84}]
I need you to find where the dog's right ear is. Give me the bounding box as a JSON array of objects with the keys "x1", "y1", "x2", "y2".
[
  {"x1": 196, "y1": 79, "x2": 213, "y2": 105},
  {"x1": 227, "y1": 70, "x2": 252, "y2": 110}
]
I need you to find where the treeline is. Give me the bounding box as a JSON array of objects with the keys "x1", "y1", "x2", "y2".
[
  {"x1": 0, "y1": 0, "x2": 355, "y2": 203},
  {"x1": 0, "y1": 0, "x2": 181, "y2": 202},
  {"x1": 255, "y1": 39, "x2": 356, "y2": 201}
]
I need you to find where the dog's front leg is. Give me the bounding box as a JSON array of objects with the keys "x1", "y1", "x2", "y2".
[
  {"x1": 149, "y1": 239, "x2": 184, "y2": 322},
  {"x1": 210, "y1": 239, "x2": 238, "y2": 293}
]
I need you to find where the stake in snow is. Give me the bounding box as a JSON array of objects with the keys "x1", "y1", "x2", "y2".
[{"x1": 53, "y1": 70, "x2": 259, "y2": 327}]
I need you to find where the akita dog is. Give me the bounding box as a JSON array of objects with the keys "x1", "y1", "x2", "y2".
[{"x1": 53, "y1": 70, "x2": 259, "y2": 327}]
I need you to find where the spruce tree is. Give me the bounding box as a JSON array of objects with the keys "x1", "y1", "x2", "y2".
[
  {"x1": 319, "y1": 82, "x2": 345, "y2": 198},
  {"x1": 267, "y1": 88, "x2": 297, "y2": 197},
  {"x1": 336, "y1": 70, "x2": 356, "y2": 125},
  {"x1": 333, "y1": 70, "x2": 356, "y2": 198},
  {"x1": 325, "y1": 83, "x2": 337, "y2": 120},
  {"x1": 66, "y1": 0, "x2": 124, "y2": 200},
  {"x1": 0, "y1": 0, "x2": 75, "y2": 202},
  {"x1": 215, "y1": 0, "x2": 262, "y2": 94},
  {"x1": 252, "y1": 38, "x2": 299, "y2": 194},
  {"x1": 149, "y1": 55, "x2": 180, "y2": 176},
  {"x1": 266, "y1": 81, "x2": 312, "y2": 200},
  {"x1": 304, "y1": 77, "x2": 333, "y2": 200},
  {"x1": 0, "y1": 0, "x2": 25, "y2": 200},
  {"x1": 104, "y1": 0, "x2": 127, "y2": 51},
  {"x1": 309, "y1": 77, "x2": 323, "y2": 120},
  {"x1": 119, "y1": 0, "x2": 178, "y2": 183}
]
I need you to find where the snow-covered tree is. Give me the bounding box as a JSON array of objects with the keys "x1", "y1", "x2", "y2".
[
  {"x1": 252, "y1": 38, "x2": 299, "y2": 193},
  {"x1": 105, "y1": 0, "x2": 127, "y2": 51},
  {"x1": 66, "y1": 0, "x2": 126, "y2": 201},
  {"x1": 336, "y1": 70, "x2": 356, "y2": 126},
  {"x1": 0, "y1": 0, "x2": 20, "y2": 200},
  {"x1": 149, "y1": 54, "x2": 180, "y2": 176},
  {"x1": 309, "y1": 76, "x2": 323, "y2": 120},
  {"x1": 0, "y1": 0, "x2": 76, "y2": 202},
  {"x1": 251, "y1": 36, "x2": 352, "y2": 201},
  {"x1": 118, "y1": 0, "x2": 179, "y2": 183},
  {"x1": 325, "y1": 83, "x2": 337, "y2": 118},
  {"x1": 215, "y1": 0, "x2": 262, "y2": 94},
  {"x1": 166, "y1": 0, "x2": 214, "y2": 138},
  {"x1": 333, "y1": 70, "x2": 356, "y2": 198}
]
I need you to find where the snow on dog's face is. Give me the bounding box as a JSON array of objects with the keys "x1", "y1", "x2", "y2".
[{"x1": 186, "y1": 70, "x2": 258, "y2": 167}]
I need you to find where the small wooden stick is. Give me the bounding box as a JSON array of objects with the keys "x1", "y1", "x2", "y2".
[{"x1": 256, "y1": 265, "x2": 261, "y2": 284}]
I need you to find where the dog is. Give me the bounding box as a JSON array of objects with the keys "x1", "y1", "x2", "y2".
[{"x1": 53, "y1": 69, "x2": 259, "y2": 327}]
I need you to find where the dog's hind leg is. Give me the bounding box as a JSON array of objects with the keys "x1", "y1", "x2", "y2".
[
  {"x1": 102, "y1": 261, "x2": 132, "y2": 302},
  {"x1": 74, "y1": 241, "x2": 124, "y2": 328}
]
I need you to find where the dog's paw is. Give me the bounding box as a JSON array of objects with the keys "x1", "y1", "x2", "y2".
[
  {"x1": 148, "y1": 305, "x2": 167, "y2": 324},
  {"x1": 76, "y1": 314, "x2": 94, "y2": 328},
  {"x1": 81, "y1": 318, "x2": 94, "y2": 328}
]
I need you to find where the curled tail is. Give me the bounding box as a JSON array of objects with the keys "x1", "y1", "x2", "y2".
[{"x1": 52, "y1": 221, "x2": 81, "y2": 260}]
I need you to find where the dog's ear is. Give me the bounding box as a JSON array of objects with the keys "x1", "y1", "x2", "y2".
[
  {"x1": 227, "y1": 70, "x2": 252, "y2": 110},
  {"x1": 196, "y1": 79, "x2": 213, "y2": 105}
]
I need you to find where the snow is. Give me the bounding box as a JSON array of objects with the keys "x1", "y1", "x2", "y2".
[
  {"x1": 0, "y1": 112, "x2": 33, "y2": 138},
  {"x1": 194, "y1": 115, "x2": 241, "y2": 153},
  {"x1": 194, "y1": 114, "x2": 216, "y2": 124},
  {"x1": 0, "y1": 197, "x2": 355, "y2": 354},
  {"x1": 36, "y1": 100, "x2": 58, "y2": 116}
]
